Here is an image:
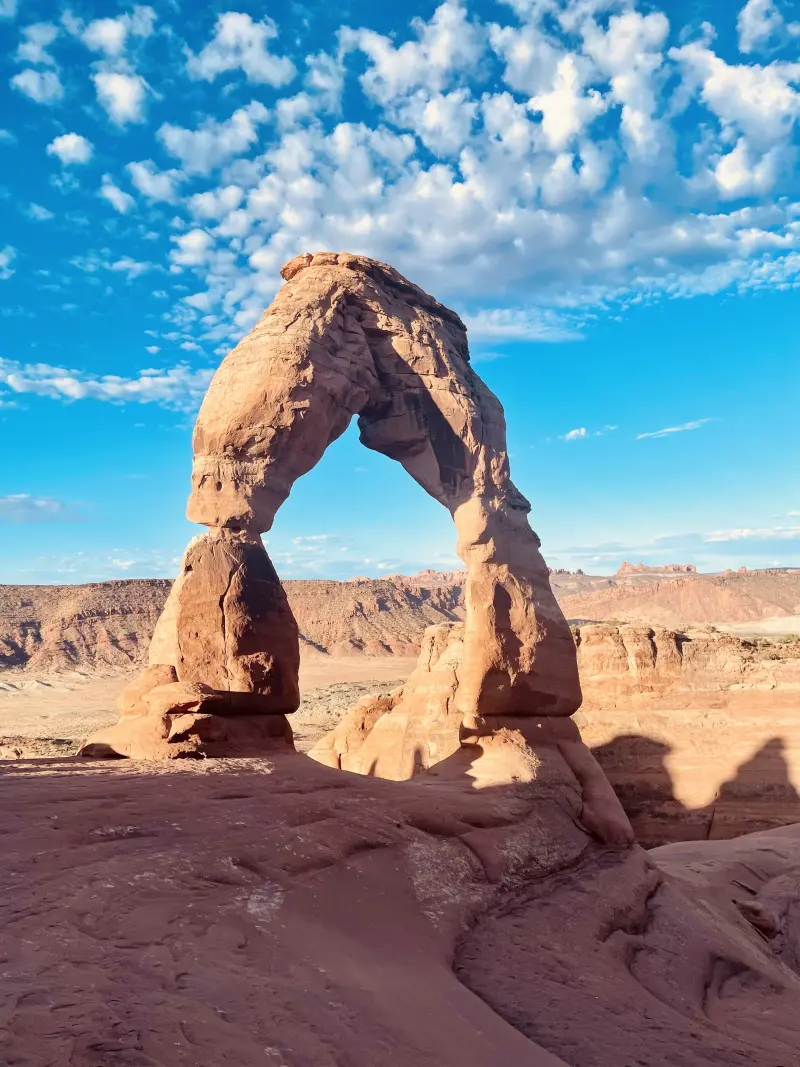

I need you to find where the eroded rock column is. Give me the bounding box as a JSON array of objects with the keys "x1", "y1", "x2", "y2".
[{"x1": 80, "y1": 530, "x2": 299, "y2": 759}]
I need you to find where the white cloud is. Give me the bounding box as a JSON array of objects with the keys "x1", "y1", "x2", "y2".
[
  {"x1": 671, "y1": 42, "x2": 800, "y2": 149},
  {"x1": 530, "y1": 54, "x2": 606, "y2": 150},
  {"x1": 343, "y1": 0, "x2": 484, "y2": 104},
  {"x1": 69, "y1": 250, "x2": 155, "y2": 280},
  {"x1": 92, "y1": 71, "x2": 148, "y2": 124},
  {"x1": 11, "y1": 69, "x2": 63, "y2": 103},
  {"x1": 81, "y1": 6, "x2": 156, "y2": 57},
  {"x1": 99, "y1": 175, "x2": 135, "y2": 214},
  {"x1": 465, "y1": 307, "x2": 583, "y2": 341},
  {"x1": 0, "y1": 246, "x2": 16, "y2": 280},
  {"x1": 127, "y1": 160, "x2": 184, "y2": 201},
  {"x1": 704, "y1": 524, "x2": 800, "y2": 542},
  {"x1": 0, "y1": 357, "x2": 213, "y2": 411},
  {"x1": 47, "y1": 132, "x2": 93, "y2": 164},
  {"x1": 0, "y1": 129, "x2": 16, "y2": 143},
  {"x1": 171, "y1": 229, "x2": 214, "y2": 267},
  {"x1": 0, "y1": 494, "x2": 78, "y2": 522},
  {"x1": 636, "y1": 418, "x2": 715, "y2": 440},
  {"x1": 27, "y1": 203, "x2": 55, "y2": 221},
  {"x1": 582, "y1": 11, "x2": 671, "y2": 161},
  {"x1": 16, "y1": 22, "x2": 59, "y2": 65},
  {"x1": 158, "y1": 101, "x2": 270, "y2": 175},
  {"x1": 109, "y1": 256, "x2": 152, "y2": 280},
  {"x1": 0, "y1": 0, "x2": 17, "y2": 19},
  {"x1": 16, "y1": 0, "x2": 800, "y2": 357},
  {"x1": 186, "y1": 12, "x2": 295, "y2": 86},
  {"x1": 188, "y1": 185, "x2": 244, "y2": 220},
  {"x1": 559, "y1": 424, "x2": 617, "y2": 440},
  {"x1": 738, "y1": 0, "x2": 800, "y2": 54}
]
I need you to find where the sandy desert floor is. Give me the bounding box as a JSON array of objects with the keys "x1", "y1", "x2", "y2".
[{"x1": 0, "y1": 655, "x2": 418, "y2": 758}]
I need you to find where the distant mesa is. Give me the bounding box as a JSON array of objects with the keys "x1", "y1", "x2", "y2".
[{"x1": 616, "y1": 560, "x2": 697, "y2": 575}]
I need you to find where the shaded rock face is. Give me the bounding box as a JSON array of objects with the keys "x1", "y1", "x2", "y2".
[
  {"x1": 309, "y1": 621, "x2": 633, "y2": 848},
  {"x1": 83, "y1": 251, "x2": 582, "y2": 761}
]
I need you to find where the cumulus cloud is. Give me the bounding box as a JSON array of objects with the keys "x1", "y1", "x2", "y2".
[
  {"x1": 99, "y1": 174, "x2": 135, "y2": 213},
  {"x1": 0, "y1": 494, "x2": 80, "y2": 522},
  {"x1": 0, "y1": 0, "x2": 17, "y2": 18},
  {"x1": 342, "y1": 0, "x2": 484, "y2": 104},
  {"x1": 158, "y1": 101, "x2": 270, "y2": 175},
  {"x1": 47, "y1": 132, "x2": 93, "y2": 164},
  {"x1": 636, "y1": 418, "x2": 715, "y2": 440},
  {"x1": 92, "y1": 71, "x2": 148, "y2": 124},
  {"x1": 738, "y1": 0, "x2": 800, "y2": 54},
  {"x1": 9, "y1": 0, "x2": 800, "y2": 361},
  {"x1": 11, "y1": 69, "x2": 63, "y2": 103},
  {"x1": 11, "y1": 22, "x2": 64, "y2": 102},
  {"x1": 126, "y1": 160, "x2": 184, "y2": 201},
  {"x1": 16, "y1": 22, "x2": 59, "y2": 65},
  {"x1": 186, "y1": 13, "x2": 295, "y2": 86},
  {"x1": 81, "y1": 6, "x2": 156, "y2": 56},
  {"x1": 144, "y1": 0, "x2": 800, "y2": 352},
  {"x1": 0, "y1": 357, "x2": 214, "y2": 411}
]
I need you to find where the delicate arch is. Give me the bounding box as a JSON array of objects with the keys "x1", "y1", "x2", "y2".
[
  {"x1": 80, "y1": 253, "x2": 583, "y2": 765},
  {"x1": 186, "y1": 251, "x2": 580, "y2": 719}
]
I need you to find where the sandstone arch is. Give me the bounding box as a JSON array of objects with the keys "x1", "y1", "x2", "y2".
[
  {"x1": 81, "y1": 253, "x2": 594, "y2": 782},
  {"x1": 186, "y1": 251, "x2": 580, "y2": 720}
]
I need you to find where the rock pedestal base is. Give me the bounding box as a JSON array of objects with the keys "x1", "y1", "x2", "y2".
[{"x1": 79, "y1": 710, "x2": 292, "y2": 760}]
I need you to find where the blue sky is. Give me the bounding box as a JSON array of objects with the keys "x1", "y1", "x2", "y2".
[{"x1": 0, "y1": 0, "x2": 798, "y2": 583}]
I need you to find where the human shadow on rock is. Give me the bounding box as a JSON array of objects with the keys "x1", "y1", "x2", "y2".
[{"x1": 591, "y1": 732, "x2": 800, "y2": 847}]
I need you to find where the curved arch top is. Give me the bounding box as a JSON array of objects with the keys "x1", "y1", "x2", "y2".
[{"x1": 189, "y1": 250, "x2": 519, "y2": 534}]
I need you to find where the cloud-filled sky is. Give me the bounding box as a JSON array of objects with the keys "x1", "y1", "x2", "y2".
[{"x1": 0, "y1": 0, "x2": 798, "y2": 582}]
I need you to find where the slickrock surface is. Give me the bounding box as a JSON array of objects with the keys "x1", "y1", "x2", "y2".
[{"x1": 2, "y1": 754, "x2": 800, "y2": 1067}]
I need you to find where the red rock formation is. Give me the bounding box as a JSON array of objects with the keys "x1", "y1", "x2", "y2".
[{"x1": 83, "y1": 252, "x2": 584, "y2": 764}]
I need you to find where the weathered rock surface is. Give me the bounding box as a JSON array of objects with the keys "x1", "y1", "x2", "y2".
[
  {"x1": 116, "y1": 662, "x2": 178, "y2": 718},
  {"x1": 2, "y1": 754, "x2": 800, "y2": 1067}
]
